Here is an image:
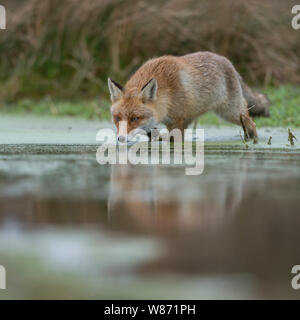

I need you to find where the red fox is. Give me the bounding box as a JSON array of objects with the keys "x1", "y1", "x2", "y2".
[{"x1": 108, "y1": 51, "x2": 270, "y2": 142}]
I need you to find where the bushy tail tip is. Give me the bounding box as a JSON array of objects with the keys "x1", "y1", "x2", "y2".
[{"x1": 248, "y1": 91, "x2": 270, "y2": 117}]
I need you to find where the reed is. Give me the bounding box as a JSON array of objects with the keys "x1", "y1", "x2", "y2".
[{"x1": 0, "y1": 0, "x2": 299, "y2": 103}]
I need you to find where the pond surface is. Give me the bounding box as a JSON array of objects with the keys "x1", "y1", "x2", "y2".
[{"x1": 0, "y1": 148, "x2": 300, "y2": 299}]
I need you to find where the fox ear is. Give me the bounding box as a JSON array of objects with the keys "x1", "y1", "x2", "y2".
[
  {"x1": 108, "y1": 78, "x2": 123, "y2": 102},
  {"x1": 139, "y1": 78, "x2": 158, "y2": 102}
]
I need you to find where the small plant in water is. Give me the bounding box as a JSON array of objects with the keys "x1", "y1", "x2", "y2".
[
  {"x1": 288, "y1": 128, "x2": 297, "y2": 146},
  {"x1": 267, "y1": 136, "x2": 272, "y2": 145}
]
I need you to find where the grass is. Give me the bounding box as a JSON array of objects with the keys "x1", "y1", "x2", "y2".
[
  {"x1": 0, "y1": 85, "x2": 299, "y2": 127},
  {"x1": 0, "y1": 98, "x2": 112, "y2": 120}
]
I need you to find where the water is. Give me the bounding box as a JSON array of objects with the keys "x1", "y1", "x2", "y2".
[{"x1": 0, "y1": 149, "x2": 300, "y2": 299}]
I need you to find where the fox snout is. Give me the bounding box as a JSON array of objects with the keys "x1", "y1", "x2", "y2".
[
  {"x1": 117, "y1": 135, "x2": 127, "y2": 143},
  {"x1": 116, "y1": 117, "x2": 156, "y2": 142},
  {"x1": 108, "y1": 77, "x2": 158, "y2": 142}
]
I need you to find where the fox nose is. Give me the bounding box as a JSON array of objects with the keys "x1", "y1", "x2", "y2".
[{"x1": 118, "y1": 135, "x2": 126, "y2": 143}]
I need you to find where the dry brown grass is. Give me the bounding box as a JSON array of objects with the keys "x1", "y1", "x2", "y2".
[{"x1": 0, "y1": 0, "x2": 299, "y2": 102}]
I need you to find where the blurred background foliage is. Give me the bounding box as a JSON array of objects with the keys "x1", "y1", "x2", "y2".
[{"x1": 0, "y1": 0, "x2": 299, "y2": 125}]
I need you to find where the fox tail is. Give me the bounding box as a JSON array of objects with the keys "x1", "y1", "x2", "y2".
[{"x1": 239, "y1": 76, "x2": 270, "y2": 117}]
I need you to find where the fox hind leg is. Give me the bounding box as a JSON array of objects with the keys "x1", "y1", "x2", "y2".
[
  {"x1": 215, "y1": 101, "x2": 258, "y2": 142},
  {"x1": 240, "y1": 113, "x2": 258, "y2": 142}
]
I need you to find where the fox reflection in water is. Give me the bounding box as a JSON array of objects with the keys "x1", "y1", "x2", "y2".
[
  {"x1": 107, "y1": 153, "x2": 250, "y2": 231},
  {"x1": 107, "y1": 153, "x2": 300, "y2": 298}
]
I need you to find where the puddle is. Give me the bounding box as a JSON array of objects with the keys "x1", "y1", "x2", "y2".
[{"x1": 0, "y1": 147, "x2": 300, "y2": 299}]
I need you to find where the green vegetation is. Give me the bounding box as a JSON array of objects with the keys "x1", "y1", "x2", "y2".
[
  {"x1": 0, "y1": 1, "x2": 299, "y2": 104},
  {"x1": 0, "y1": 98, "x2": 111, "y2": 120},
  {"x1": 1, "y1": 85, "x2": 299, "y2": 127},
  {"x1": 0, "y1": 1, "x2": 299, "y2": 129}
]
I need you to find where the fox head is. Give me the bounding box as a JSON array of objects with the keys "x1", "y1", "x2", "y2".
[{"x1": 108, "y1": 78, "x2": 158, "y2": 142}]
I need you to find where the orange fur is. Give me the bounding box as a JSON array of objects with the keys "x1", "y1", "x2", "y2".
[{"x1": 108, "y1": 51, "x2": 260, "y2": 140}]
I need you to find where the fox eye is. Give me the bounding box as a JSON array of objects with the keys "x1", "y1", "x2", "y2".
[
  {"x1": 130, "y1": 117, "x2": 139, "y2": 122},
  {"x1": 114, "y1": 116, "x2": 121, "y2": 122}
]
